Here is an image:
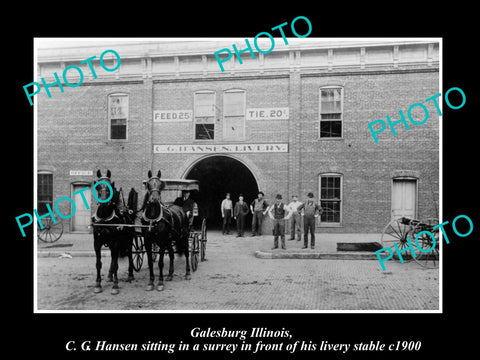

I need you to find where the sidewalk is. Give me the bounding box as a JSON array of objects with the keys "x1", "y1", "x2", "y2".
[{"x1": 37, "y1": 231, "x2": 383, "y2": 260}]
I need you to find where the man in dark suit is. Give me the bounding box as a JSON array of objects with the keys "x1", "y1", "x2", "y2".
[{"x1": 233, "y1": 194, "x2": 249, "y2": 237}]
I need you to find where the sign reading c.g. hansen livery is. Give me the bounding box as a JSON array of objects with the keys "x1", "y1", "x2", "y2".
[
  {"x1": 154, "y1": 110, "x2": 192, "y2": 122},
  {"x1": 246, "y1": 108, "x2": 289, "y2": 120},
  {"x1": 154, "y1": 143, "x2": 288, "y2": 153}
]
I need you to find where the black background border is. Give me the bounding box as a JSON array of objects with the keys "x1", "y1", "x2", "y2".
[{"x1": 8, "y1": 6, "x2": 477, "y2": 359}]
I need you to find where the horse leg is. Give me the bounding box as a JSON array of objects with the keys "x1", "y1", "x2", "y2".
[
  {"x1": 184, "y1": 235, "x2": 192, "y2": 280},
  {"x1": 166, "y1": 242, "x2": 174, "y2": 281},
  {"x1": 157, "y1": 243, "x2": 165, "y2": 291},
  {"x1": 145, "y1": 235, "x2": 155, "y2": 291},
  {"x1": 110, "y1": 242, "x2": 120, "y2": 295},
  {"x1": 107, "y1": 263, "x2": 113, "y2": 282},
  {"x1": 94, "y1": 239, "x2": 103, "y2": 293}
]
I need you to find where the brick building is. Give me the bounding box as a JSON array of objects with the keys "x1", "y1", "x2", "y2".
[{"x1": 35, "y1": 38, "x2": 440, "y2": 233}]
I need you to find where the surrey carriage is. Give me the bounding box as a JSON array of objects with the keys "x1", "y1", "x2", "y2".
[{"x1": 90, "y1": 170, "x2": 207, "y2": 294}]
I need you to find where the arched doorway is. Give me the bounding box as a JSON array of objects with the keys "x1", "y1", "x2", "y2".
[{"x1": 185, "y1": 155, "x2": 259, "y2": 230}]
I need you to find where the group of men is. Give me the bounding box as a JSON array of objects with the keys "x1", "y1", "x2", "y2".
[{"x1": 221, "y1": 192, "x2": 323, "y2": 250}]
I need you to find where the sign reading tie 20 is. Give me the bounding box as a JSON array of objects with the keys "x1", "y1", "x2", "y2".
[{"x1": 23, "y1": 49, "x2": 121, "y2": 106}]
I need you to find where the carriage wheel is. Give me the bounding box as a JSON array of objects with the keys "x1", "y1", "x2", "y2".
[
  {"x1": 380, "y1": 219, "x2": 419, "y2": 262},
  {"x1": 37, "y1": 217, "x2": 63, "y2": 243},
  {"x1": 200, "y1": 218, "x2": 207, "y2": 262},
  {"x1": 190, "y1": 233, "x2": 199, "y2": 272},
  {"x1": 132, "y1": 233, "x2": 144, "y2": 272},
  {"x1": 413, "y1": 230, "x2": 440, "y2": 268}
]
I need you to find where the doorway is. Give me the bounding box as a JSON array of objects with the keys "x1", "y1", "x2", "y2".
[
  {"x1": 71, "y1": 183, "x2": 92, "y2": 233},
  {"x1": 185, "y1": 155, "x2": 259, "y2": 229},
  {"x1": 391, "y1": 178, "x2": 417, "y2": 220}
]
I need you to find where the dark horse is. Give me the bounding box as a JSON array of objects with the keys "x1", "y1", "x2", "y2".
[
  {"x1": 92, "y1": 169, "x2": 135, "y2": 295},
  {"x1": 141, "y1": 170, "x2": 191, "y2": 291}
]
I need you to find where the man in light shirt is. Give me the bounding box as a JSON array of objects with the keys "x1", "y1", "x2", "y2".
[
  {"x1": 221, "y1": 193, "x2": 233, "y2": 235},
  {"x1": 287, "y1": 195, "x2": 303, "y2": 241}
]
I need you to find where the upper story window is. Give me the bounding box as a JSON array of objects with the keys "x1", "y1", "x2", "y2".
[
  {"x1": 194, "y1": 91, "x2": 216, "y2": 140},
  {"x1": 319, "y1": 87, "x2": 343, "y2": 138},
  {"x1": 223, "y1": 89, "x2": 246, "y2": 140},
  {"x1": 37, "y1": 172, "x2": 53, "y2": 213},
  {"x1": 108, "y1": 94, "x2": 128, "y2": 140}
]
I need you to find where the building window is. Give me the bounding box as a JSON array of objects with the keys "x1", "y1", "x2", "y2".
[
  {"x1": 194, "y1": 91, "x2": 216, "y2": 140},
  {"x1": 223, "y1": 89, "x2": 245, "y2": 140},
  {"x1": 319, "y1": 173, "x2": 342, "y2": 224},
  {"x1": 319, "y1": 87, "x2": 343, "y2": 138},
  {"x1": 108, "y1": 94, "x2": 128, "y2": 140},
  {"x1": 37, "y1": 172, "x2": 53, "y2": 213}
]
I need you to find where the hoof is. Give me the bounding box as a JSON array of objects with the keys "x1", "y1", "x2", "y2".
[
  {"x1": 94, "y1": 286, "x2": 102, "y2": 294},
  {"x1": 146, "y1": 284, "x2": 154, "y2": 291},
  {"x1": 166, "y1": 275, "x2": 173, "y2": 281},
  {"x1": 111, "y1": 288, "x2": 119, "y2": 295},
  {"x1": 185, "y1": 274, "x2": 192, "y2": 280},
  {"x1": 157, "y1": 284, "x2": 164, "y2": 291},
  {"x1": 127, "y1": 275, "x2": 134, "y2": 282}
]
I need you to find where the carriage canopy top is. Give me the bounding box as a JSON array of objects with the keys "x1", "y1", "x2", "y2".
[{"x1": 143, "y1": 178, "x2": 200, "y2": 192}]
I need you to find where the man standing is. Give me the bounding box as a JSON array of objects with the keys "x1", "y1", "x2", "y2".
[
  {"x1": 233, "y1": 194, "x2": 249, "y2": 237},
  {"x1": 221, "y1": 193, "x2": 233, "y2": 235},
  {"x1": 268, "y1": 194, "x2": 292, "y2": 250},
  {"x1": 298, "y1": 192, "x2": 323, "y2": 249},
  {"x1": 250, "y1": 191, "x2": 268, "y2": 236},
  {"x1": 287, "y1": 195, "x2": 303, "y2": 241}
]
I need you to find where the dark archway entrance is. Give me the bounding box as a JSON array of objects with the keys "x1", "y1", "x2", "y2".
[{"x1": 185, "y1": 155, "x2": 259, "y2": 230}]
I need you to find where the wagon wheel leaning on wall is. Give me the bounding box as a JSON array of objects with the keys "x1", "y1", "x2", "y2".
[
  {"x1": 380, "y1": 217, "x2": 421, "y2": 261},
  {"x1": 37, "y1": 217, "x2": 64, "y2": 243},
  {"x1": 412, "y1": 218, "x2": 440, "y2": 269}
]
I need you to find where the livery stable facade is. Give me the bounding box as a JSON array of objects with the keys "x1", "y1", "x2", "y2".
[{"x1": 35, "y1": 39, "x2": 440, "y2": 234}]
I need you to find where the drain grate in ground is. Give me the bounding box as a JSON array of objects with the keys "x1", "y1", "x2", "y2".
[{"x1": 336, "y1": 242, "x2": 382, "y2": 252}]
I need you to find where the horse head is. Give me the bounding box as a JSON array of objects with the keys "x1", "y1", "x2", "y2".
[
  {"x1": 94, "y1": 169, "x2": 118, "y2": 221},
  {"x1": 143, "y1": 170, "x2": 165, "y2": 221}
]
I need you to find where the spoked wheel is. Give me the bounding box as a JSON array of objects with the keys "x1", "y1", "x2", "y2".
[
  {"x1": 413, "y1": 231, "x2": 440, "y2": 268},
  {"x1": 190, "y1": 233, "x2": 199, "y2": 272},
  {"x1": 132, "y1": 233, "x2": 144, "y2": 272},
  {"x1": 380, "y1": 219, "x2": 418, "y2": 261},
  {"x1": 200, "y1": 218, "x2": 207, "y2": 262},
  {"x1": 37, "y1": 218, "x2": 64, "y2": 243}
]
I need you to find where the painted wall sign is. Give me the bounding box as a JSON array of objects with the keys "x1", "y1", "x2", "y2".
[
  {"x1": 154, "y1": 143, "x2": 288, "y2": 154},
  {"x1": 246, "y1": 107, "x2": 289, "y2": 120},
  {"x1": 69, "y1": 170, "x2": 93, "y2": 176},
  {"x1": 154, "y1": 110, "x2": 192, "y2": 122}
]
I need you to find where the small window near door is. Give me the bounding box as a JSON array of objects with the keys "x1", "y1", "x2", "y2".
[{"x1": 37, "y1": 172, "x2": 53, "y2": 213}]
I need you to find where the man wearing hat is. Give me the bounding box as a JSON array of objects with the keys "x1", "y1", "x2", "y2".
[
  {"x1": 268, "y1": 194, "x2": 292, "y2": 249},
  {"x1": 233, "y1": 194, "x2": 249, "y2": 237},
  {"x1": 250, "y1": 191, "x2": 268, "y2": 236},
  {"x1": 174, "y1": 190, "x2": 195, "y2": 227},
  {"x1": 298, "y1": 192, "x2": 323, "y2": 249}
]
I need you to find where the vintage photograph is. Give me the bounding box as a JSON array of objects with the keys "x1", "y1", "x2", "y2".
[{"x1": 32, "y1": 37, "x2": 441, "y2": 312}]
